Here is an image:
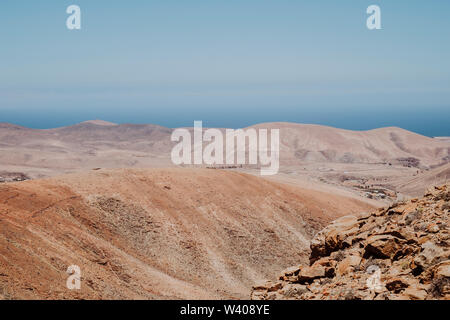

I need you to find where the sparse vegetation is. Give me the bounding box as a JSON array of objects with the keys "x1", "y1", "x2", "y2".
[
  {"x1": 405, "y1": 208, "x2": 422, "y2": 225},
  {"x1": 430, "y1": 277, "x2": 450, "y2": 298},
  {"x1": 435, "y1": 191, "x2": 450, "y2": 202},
  {"x1": 442, "y1": 202, "x2": 450, "y2": 211},
  {"x1": 333, "y1": 250, "x2": 346, "y2": 262}
]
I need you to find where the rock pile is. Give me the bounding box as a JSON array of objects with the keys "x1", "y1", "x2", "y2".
[{"x1": 251, "y1": 185, "x2": 450, "y2": 300}]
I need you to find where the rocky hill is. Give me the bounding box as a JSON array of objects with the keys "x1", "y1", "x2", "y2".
[
  {"x1": 0, "y1": 168, "x2": 373, "y2": 299},
  {"x1": 251, "y1": 185, "x2": 450, "y2": 300}
]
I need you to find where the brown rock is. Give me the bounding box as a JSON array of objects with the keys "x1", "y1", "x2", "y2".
[
  {"x1": 433, "y1": 261, "x2": 450, "y2": 278},
  {"x1": 403, "y1": 287, "x2": 428, "y2": 300},
  {"x1": 427, "y1": 223, "x2": 440, "y2": 233},
  {"x1": 385, "y1": 277, "x2": 410, "y2": 293},
  {"x1": 266, "y1": 291, "x2": 284, "y2": 300},
  {"x1": 313, "y1": 256, "x2": 337, "y2": 268},
  {"x1": 414, "y1": 241, "x2": 446, "y2": 269},
  {"x1": 279, "y1": 265, "x2": 301, "y2": 281},
  {"x1": 278, "y1": 283, "x2": 308, "y2": 298},
  {"x1": 312, "y1": 256, "x2": 337, "y2": 278},
  {"x1": 336, "y1": 255, "x2": 362, "y2": 276},
  {"x1": 310, "y1": 215, "x2": 360, "y2": 262},
  {"x1": 250, "y1": 290, "x2": 266, "y2": 300},
  {"x1": 252, "y1": 280, "x2": 281, "y2": 292},
  {"x1": 364, "y1": 235, "x2": 404, "y2": 259},
  {"x1": 251, "y1": 185, "x2": 449, "y2": 301},
  {"x1": 384, "y1": 226, "x2": 417, "y2": 243},
  {"x1": 297, "y1": 265, "x2": 326, "y2": 283},
  {"x1": 267, "y1": 282, "x2": 283, "y2": 292}
]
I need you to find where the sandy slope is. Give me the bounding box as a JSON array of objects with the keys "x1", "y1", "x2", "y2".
[
  {"x1": 393, "y1": 163, "x2": 450, "y2": 196},
  {"x1": 0, "y1": 168, "x2": 374, "y2": 299}
]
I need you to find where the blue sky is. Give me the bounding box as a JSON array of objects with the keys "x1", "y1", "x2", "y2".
[{"x1": 0, "y1": 0, "x2": 449, "y2": 135}]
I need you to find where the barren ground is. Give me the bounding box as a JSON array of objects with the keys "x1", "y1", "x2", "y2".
[{"x1": 0, "y1": 168, "x2": 375, "y2": 299}]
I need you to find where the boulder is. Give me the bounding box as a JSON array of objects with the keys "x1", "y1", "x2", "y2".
[
  {"x1": 279, "y1": 266, "x2": 301, "y2": 281},
  {"x1": 310, "y1": 215, "x2": 360, "y2": 262},
  {"x1": 402, "y1": 287, "x2": 428, "y2": 300},
  {"x1": 252, "y1": 280, "x2": 281, "y2": 292},
  {"x1": 385, "y1": 277, "x2": 410, "y2": 293},
  {"x1": 297, "y1": 265, "x2": 326, "y2": 284},
  {"x1": 364, "y1": 235, "x2": 404, "y2": 259},
  {"x1": 336, "y1": 255, "x2": 362, "y2": 276},
  {"x1": 433, "y1": 260, "x2": 450, "y2": 278},
  {"x1": 278, "y1": 283, "x2": 308, "y2": 298},
  {"x1": 413, "y1": 241, "x2": 446, "y2": 269}
]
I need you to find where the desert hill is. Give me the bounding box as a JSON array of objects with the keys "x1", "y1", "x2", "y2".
[
  {"x1": 251, "y1": 184, "x2": 450, "y2": 300},
  {"x1": 0, "y1": 121, "x2": 174, "y2": 178},
  {"x1": 250, "y1": 122, "x2": 450, "y2": 166},
  {"x1": 0, "y1": 121, "x2": 449, "y2": 180},
  {"x1": 0, "y1": 168, "x2": 374, "y2": 299}
]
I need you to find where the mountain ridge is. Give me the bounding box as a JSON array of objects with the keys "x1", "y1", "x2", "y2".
[
  {"x1": 0, "y1": 120, "x2": 446, "y2": 136},
  {"x1": 1, "y1": 120, "x2": 449, "y2": 182}
]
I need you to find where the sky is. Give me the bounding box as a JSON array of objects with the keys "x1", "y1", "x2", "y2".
[{"x1": 0, "y1": 0, "x2": 449, "y2": 136}]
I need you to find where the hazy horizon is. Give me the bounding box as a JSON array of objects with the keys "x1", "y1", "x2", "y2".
[
  {"x1": 1, "y1": 1, "x2": 450, "y2": 136},
  {"x1": 2, "y1": 114, "x2": 450, "y2": 138}
]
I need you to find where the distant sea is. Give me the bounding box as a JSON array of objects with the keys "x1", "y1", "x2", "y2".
[{"x1": 1, "y1": 105, "x2": 449, "y2": 137}]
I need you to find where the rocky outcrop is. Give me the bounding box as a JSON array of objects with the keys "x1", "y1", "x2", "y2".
[{"x1": 251, "y1": 185, "x2": 450, "y2": 300}]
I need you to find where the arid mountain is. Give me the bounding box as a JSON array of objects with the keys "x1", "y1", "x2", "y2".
[
  {"x1": 0, "y1": 121, "x2": 174, "y2": 178},
  {"x1": 250, "y1": 123, "x2": 450, "y2": 167},
  {"x1": 0, "y1": 168, "x2": 374, "y2": 299},
  {"x1": 0, "y1": 121, "x2": 449, "y2": 180},
  {"x1": 251, "y1": 185, "x2": 450, "y2": 300}
]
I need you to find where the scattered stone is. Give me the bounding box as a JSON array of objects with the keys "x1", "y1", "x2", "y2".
[
  {"x1": 278, "y1": 284, "x2": 308, "y2": 298},
  {"x1": 427, "y1": 223, "x2": 440, "y2": 233},
  {"x1": 251, "y1": 184, "x2": 450, "y2": 300}
]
